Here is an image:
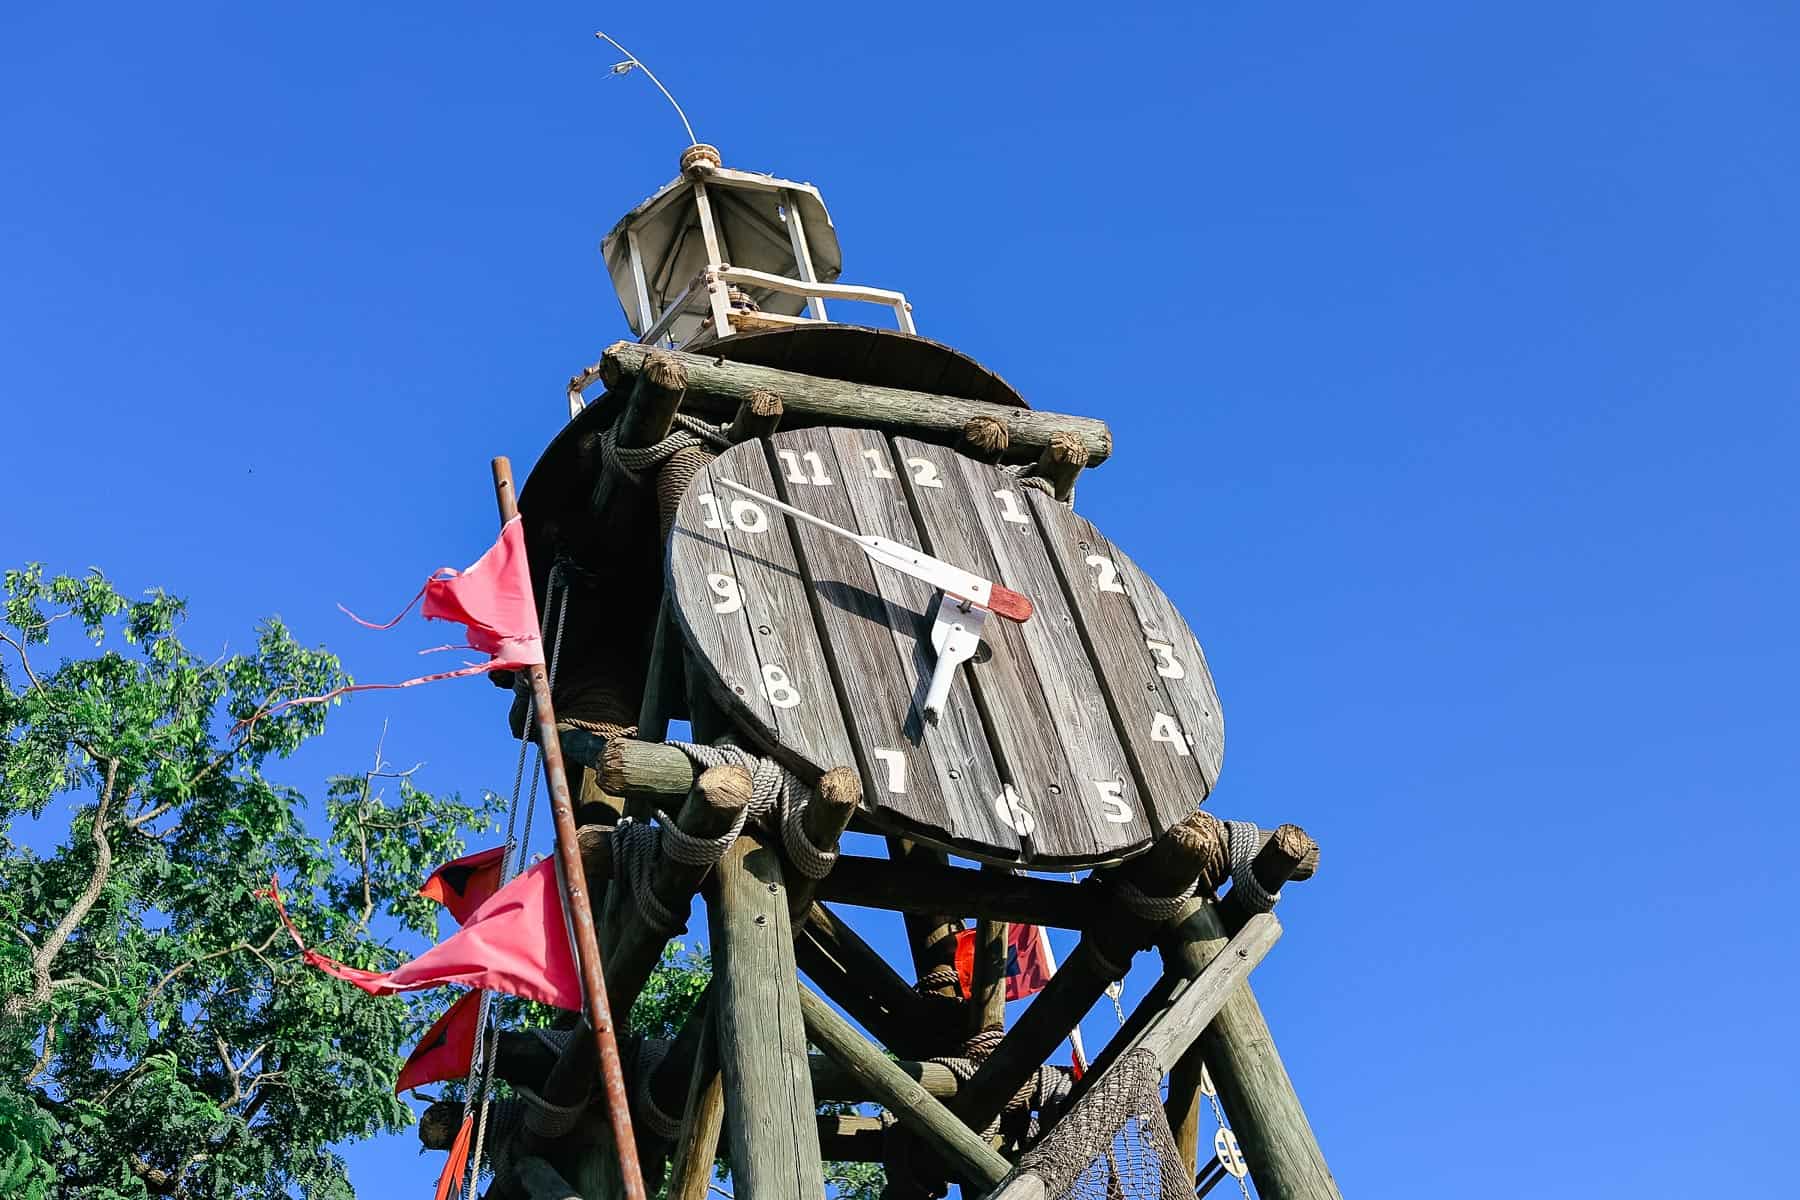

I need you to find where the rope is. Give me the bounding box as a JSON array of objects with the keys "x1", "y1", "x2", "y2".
[
  {"x1": 599, "y1": 740, "x2": 834, "y2": 941},
  {"x1": 1003, "y1": 463, "x2": 1062, "y2": 499},
  {"x1": 1112, "y1": 875, "x2": 1198, "y2": 924},
  {"x1": 517, "y1": 1083, "x2": 588, "y2": 1138},
  {"x1": 915, "y1": 965, "x2": 961, "y2": 997},
  {"x1": 1225, "y1": 820, "x2": 1281, "y2": 914},
  {"x1": 631, "y1": 1037, "x2": 685, "y2": 1140},
  {"x1": 599, "y1": 413, "x2": 732, "y2": 488}
]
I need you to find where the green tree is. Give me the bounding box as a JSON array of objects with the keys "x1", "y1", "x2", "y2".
[{"x1": 0, "y1": 565, "x2": 497, "y2": 1198}]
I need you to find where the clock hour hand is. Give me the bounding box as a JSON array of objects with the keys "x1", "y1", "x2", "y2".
[{"x1": 715, "y1": 477, "x2": 1033, "y2": 622}]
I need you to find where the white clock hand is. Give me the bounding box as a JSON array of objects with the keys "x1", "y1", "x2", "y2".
[{"x1": 715, "y1": 477, "x2": 1033, "y2": 622}]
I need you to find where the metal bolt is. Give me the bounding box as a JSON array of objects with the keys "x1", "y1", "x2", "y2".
[
  {"x1": 768, "y1": 882, "x2": 779, "y2": 894},
  {"x1": 1048, "y1": 783, "x2": 1062, "y2": 796},
  {"x1": 755, "y1": 914, "x2": 768, "y2": 927},
  {"x1": 947, "y1": 769, "x2": 960, "y2": 780},
  {"x1": 758, "y1": 624, "x2": 772, "y2": 635}
]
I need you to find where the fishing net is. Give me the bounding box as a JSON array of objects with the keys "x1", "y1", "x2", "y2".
[{"x1": 1013, "y1": 1049, "x2": 1191, "y2": 1200}]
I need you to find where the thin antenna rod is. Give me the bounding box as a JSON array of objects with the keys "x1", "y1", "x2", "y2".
[{"x1": 595, "y1": 31, "x2": 699, "y2": 147}]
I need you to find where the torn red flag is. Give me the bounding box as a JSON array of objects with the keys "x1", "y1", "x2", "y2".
[
  {"x1": 435, "y1": 1114, "x2": 474, "y2": 1200},
  {"x1": 257, "y1": 516, "x2": 542, "y2": 718},
  {"x1": 260, "y1": 856, "x2": 579, "y2": 1009},
  {"x1": 954, "y1": 922, "x2": 1054, "y2": 1002},
  {"x1": 397, "y1": 989, "x2": 482, "y2": 1093},
  {"x1": 420, "y1": 846, "x2": 507, "y2": 927}
]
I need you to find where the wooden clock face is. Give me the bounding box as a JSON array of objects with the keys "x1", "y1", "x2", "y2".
[{"x1": 666, "y1": 427, "x2": 1224, "y2": 870}]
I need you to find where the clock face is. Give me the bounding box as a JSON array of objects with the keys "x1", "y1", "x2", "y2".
[{"x1": 666, "y1": 427, "x2": 1224, "y2": 870}]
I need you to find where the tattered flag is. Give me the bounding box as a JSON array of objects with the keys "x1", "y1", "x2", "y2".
[
  {"x1": 420, "y1": 845, "x2": 507, "y2": 927},
  {"x1": 396, "y1": 989, "x2": 482, "y2": 1094},
  {"x1": 954, "y1": 922, "x2": 1054, "y2": 1003},
  {"x1": 260, "y1": 856, "x2": 580, "y2": 1009}
]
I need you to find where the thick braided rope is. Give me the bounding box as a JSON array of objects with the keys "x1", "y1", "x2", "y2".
[
  {"x1": 1226, "y1": 820, "x2": 1281, "y2": 914},
  {"x1": 668, "y1": 741, "x2": 839, "y2": 880},
  {"x1": 631, "y1": 1037, "x2": 684, "y2": 1140},
  {"x1": 1111, "y1": 873, "x2": 1199, "y2": 924},
  {"x1": 610, "y1": 818, "x2": 690, "y2": 934},
  {"x1": 1003, "y1": 462, "x2": 1060, "y2": 497},
  {"x1": 599, "y1": 414, "x2": 731, "y2": 487},
  {"x1": 517, "y1": 1082, "x2": 587, "y2": 1138}
]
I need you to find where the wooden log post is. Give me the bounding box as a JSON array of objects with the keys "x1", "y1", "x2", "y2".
[
  {"x1": 951, "y1": 812, "x2": 1223, "y2": 1134},
  {"x1": 599, "y1": 765, "x2": 753, "y2": 1021},
  {"x1": 784, "y1": 766, "x2": 861, "y2": 918},
  {"x1": 709, "y1": 832, "x2": 824, "y2": 1200},
  {"x1": 956, "y1": 415, "x2": 1010, "y2": 464},
  {"x1": 597, "y1": 342, "x2": 1113, "y2": 466},
  {"x1": 1032, "y1": 431, "x2": 1088, "y2": 503},
  {"x1": 885, "y1": 836, "x2": 965, "y2": 1040},
  {"x1": 794, "y1": 902, "x2": 948, "y2": 1059},
  {"x1": 1165, "y1": 825, "x2": 1315, "y2": 1172},
  {"x1": 592, "y1": 350, "x2": 690, "y2": 516},
  {"x1": 1160, "y1": 828, "x2": 1341, "y2": 1200},
  {"x1": 798, "y1": 987, "x2": 1012, "y2": 1191},
  {"x1": 728, "y1": 387, "x2": 784, "y2": 443},
  {"x1": 663, "y1": 1016, "x2": 726, "y2": 1200},
  {"x1": 818, "y1": 1114, "x2": 887, "y2": 1163}
]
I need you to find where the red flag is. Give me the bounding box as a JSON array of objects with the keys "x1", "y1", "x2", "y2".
[
  {"x1": 420, "y1": 846, "x2": 507, "y2": 927},
  {"x1": 435, "y1": 1114, "x2": 474, "y2": 1200},
  {"x1": 254, "y1": 516, "x2": 543, "y2": 720},
  {"x1": 261, "y1": 856, "x2": 580, "y2": 1009},
  {"x1": 954, "y1": 923, "x2": 1054, "y2": 1002},
  {"x1": 396, "y1": 989, "x2": 482, "y2": 1093}
]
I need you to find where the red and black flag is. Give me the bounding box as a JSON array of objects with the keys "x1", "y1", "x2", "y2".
[
  {"x1": 419, "y1": 845, "x2": 506, "y2": 927},
  {"x1": 954, "y1": 922, "x2": 1054, "y2": 1002},
  {"x1": 396, "y1": 988, "x2": 482, "y2": 1093}
]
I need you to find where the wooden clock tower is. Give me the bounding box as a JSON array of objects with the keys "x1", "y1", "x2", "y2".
[{"x1": 423, "y1": 142, "x2": 1340, "y2": 1200}]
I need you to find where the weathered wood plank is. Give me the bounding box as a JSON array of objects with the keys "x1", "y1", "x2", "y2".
[
  {"x1": 793, "y1": 903, "x2": 946, "y2": 1060},
  {"x1": 708, "y1": 834, "x2": 823, "y2": 1200},
  {"x1": 889, "y1": 437, "x2": 1073, "y2": 865},
  {"x1": 946, "y1": 450, "x2": 1143, "y2": 861},
  {"x1": 763, "y1": 427, "x2": 955, "y2": 840},
  {"x1": 664, "y1": 1017, "x2": 724, "y2": 1200},
  {"x1": 798, "y1": 987, "x2": 1012, "y2": 1189},
  {"x1": 670, "y1": 450, "x2": 854, "y2": 777},
  {"x1": 1098, "y1": 535, "x2": 1225, "y2": 790},
  {"x1": 1025, "y1": 493, "x2": 1213, "y2": 834},
  {"x1": 814, "y1": 854, "x2": 1096, "y2": 930},
  {"x1": 599, "y1": 341, "x2": 1113, "y2": 466}
]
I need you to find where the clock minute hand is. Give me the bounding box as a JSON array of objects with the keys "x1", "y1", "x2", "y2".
[{"x1": 715, "y1": 477, "x2": 1033, "y2": 623}]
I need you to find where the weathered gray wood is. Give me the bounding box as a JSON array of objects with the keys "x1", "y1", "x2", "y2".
[
  {"x1": 664, "y1": 1016, "x2": 724, "y2": 1200},
  {"x1": 593, "y1": 350, "x2": 690, "y2": 514},
  {"x1": 1160, "y1": 873, "x2": 1340, "y2": 1200},
  {"x1": 835, "y1": 429, "x2": 1017, "y2": 853},
  {"x1": 636, "y1": 599, "x2": 685, "y2": 744},
  {"x1": 970, "y1": 909, "x2": 1009, "y2": 1036},
  {"x1": 1025, "y1": 492, "x2": 1214, "y2": 833},
  {"x1": 811, "y1": 1054, "x2": 963, "y2": 1103},
  {"x1": 596, "y1": 737, "x2": 697, "y2": 799},
  {"x1": 1098, "y1": 529, "x2": 1226, "y2": 790},
  {"x1": 671, "y1": 450, "x2": 855, "y2": 776},
  {"x1": 888, "y1": 436, "x2": 1084, "y2": 865},
  {"x1": 886, "y1": 836, "x2": 965, "y2": 1018},
  {"x1": 943, "y1": 445, "x2": 1143, "y2": 861},
  {"x1": 798, "y1": 986, "x2": 1012, "y2": 1189},
  {"x1": 1031, "y1": 431, "x2": 1088, "y2": 502},
  {"x1": 772, "y1": 427, "x2": 1015, "y2": 856},
  {"x1": 952, "y1": 816, "x2": 1218, "y2": 1131},
  {"x1": 600, "y1": 341, "x2": 1113, "y2": 466},
  {"x1": 599, "y1": 764, "x2": 751, "y2": 1022},
  {"x1": 816, "y1": 853, "x2": 1095, "y2": 929},
  {"x1": 708, "y1": 834, "x2": 824, "y2": 1200},
  {"x1": 1076, "y1": 912, "x2": 1279, "y2": 1084},
  {"x1": 980, "y1": 1174, "x2": 1047, "y2": 1200},
  {"x1": 794, "y1": 902, "x2": 946, "y2": 1060},
  {"x1": 729, "y1": 387, "x2": 784, "y2": 443}
]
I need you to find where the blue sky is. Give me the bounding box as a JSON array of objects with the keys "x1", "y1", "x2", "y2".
[{"x1": 4, "y1": 2, "x2": 1798, "y2": 1196}]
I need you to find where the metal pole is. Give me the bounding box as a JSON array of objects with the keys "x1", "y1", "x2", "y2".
[{"x1": 490, "y1": 457, "x2": 647, "y2": 1200}]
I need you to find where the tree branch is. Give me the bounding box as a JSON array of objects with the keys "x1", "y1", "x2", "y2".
[{"x1": 5, "y1": 757, "x2": 119, "y2": 1023}]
